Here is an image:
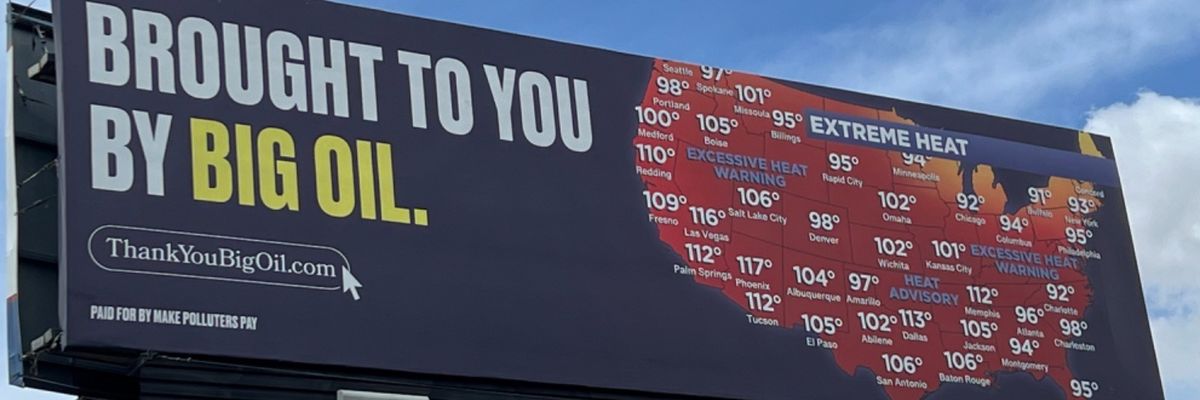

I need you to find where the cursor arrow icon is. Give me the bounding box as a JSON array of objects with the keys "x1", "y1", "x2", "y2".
[{"x1": 342, "y1": 266, "x2": 363, "y2": 301}]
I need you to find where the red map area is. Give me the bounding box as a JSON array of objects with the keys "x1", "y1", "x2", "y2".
[{"x1": 634, "y1": 59, "x2": 1104, "y2": 400}]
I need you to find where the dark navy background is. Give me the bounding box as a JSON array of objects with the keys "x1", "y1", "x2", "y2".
[{"x1": 53, "y1": 1, "x2": 1162, "y2": 399}]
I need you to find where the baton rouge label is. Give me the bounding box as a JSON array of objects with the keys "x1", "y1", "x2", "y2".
[{"x1": 638, "y1": 60, "x2": 1107, "y2": 400}]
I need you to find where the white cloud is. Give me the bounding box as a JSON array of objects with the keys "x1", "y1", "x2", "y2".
[
  {"x1": 1085, "y1": 91, "x2": 1200, "y2": 397},
  {"x1": 761, "y1": 0, "x2": 1200, "y2": 116}
]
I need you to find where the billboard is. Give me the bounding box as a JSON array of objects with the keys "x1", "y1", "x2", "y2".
[{"x1": 51, "y1": 1, "x2": 1162, "y2": 399}]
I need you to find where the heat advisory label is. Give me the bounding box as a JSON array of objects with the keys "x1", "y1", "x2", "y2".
[{"x1": 635, "y1": 60, "x2": 1108, "y2": 400}]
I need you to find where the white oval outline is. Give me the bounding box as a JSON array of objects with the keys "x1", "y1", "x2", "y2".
[{"x1": 87, "y1": 224, "x2": 349, "y2": 291}]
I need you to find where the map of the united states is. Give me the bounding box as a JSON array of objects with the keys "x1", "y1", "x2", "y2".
[{"x1": 634, "y1": 59, "x2": 1105, "y2": 400}]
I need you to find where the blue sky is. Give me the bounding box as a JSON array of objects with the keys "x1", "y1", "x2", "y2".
[{"x1": 4, "y1": 0, "x2": 1200, "y2": 399}]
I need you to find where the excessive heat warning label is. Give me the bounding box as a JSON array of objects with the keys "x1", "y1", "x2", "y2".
[{"x1": 634, "y1": 60, "x2": 1109, "y2": 400}]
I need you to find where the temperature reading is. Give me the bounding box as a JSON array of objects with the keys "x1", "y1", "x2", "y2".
[
  {"x1": 1046, "y1": 283, "x2": 1076, "y2": 302},
  {"x1": 878, "y1": 191, "x2": 917, "y2": 211},
  {"x1": 848, "y1": 272, "x2": 879, "y2": 292},
  {"x1": 800, "y1": 314, "x2": 843, "y2": 335},
  {"x1": 828, "y1": 153, "x2": 859, "y2": 172},
  {"x1": 999, "y1": 215, "x2": 1029, "y2": 233},
  {"x1": 635, "y1": 143, "x2": 676, "y2": 165},
  {"x1": 634, "y1": 106, "x2": 680, "y2": 128},
  {"x1": 880, "y1": 354, "x2": 923, "y2": 375},
  {"x1": 700, "y1": 65, "x2": 731, "y2": 81},
  {"x1": 745, "y1": 292, "x2": 780, "y2": 312},
  {"x1": 901, "y1": 152, "x2": 928, "y2": 167},
  {"x1": 737, "y1": 187, "x2": 780, "y2": 209},
  {"x1": 874, "y1": 237, "x2": 914, "y2": 257},
  {"x1": 688, "y1": 206, "x2": 727, "y2": 227},
  {"x1": 931, "y1": 240, "x2": 966, "y2": 259},
  {"x1": 960, "y1": 319, "x2": 998, "y2": 339},
  {"x1": 771, "y1": 110, "x2": 802, "y2": 129},
  {"x1": 943, "y1": 351, "x2": 983, "y2": 371},
  {"x1": 857, "y1": 312, "x2": 896, "y2": 332},
  {"x1": 1015, "y1": 306, "x2": 1044, "y2": 324},
  {"x1": 734, "y1": 84, "x2": 772, "y2": 104},
  {"x1": 956, "y1": 192, "x2": 986, "y2": 212},
  {"x1": 1068, "y1": 196, "x2": 1097, "y2": 214},
  {"x1": 1060, "y1": 319, "x2": 1089, "y2": 337},
  {"x1": 809, "y1": 212, "x2": 842, "y2": 231},
  {"x1": 1009, "y1": 338, "x2": 1040, "y2": 356},
  {"x1": 1028, "y1": 187, "x2": 1052, "y2": 205},
  {"x1": 655, "y1": 76, "x2": 689, "y2": 96},
  {"x1": 1070, "y1": 379, "x2": 1100, "y2": 399},
  {"x1": 643, "y1": 191, "x2": 687, "y2": 212},
  {"x1": 793, "y1": 266, "x2": 836, "y2": 287},
  {"x1": 696, "y1": 114, "x2": 739, "y2": 135},
  {"x1": 735, "y1": 255, "x2": 773, "y2": 276},
  {"x1": 898, "y1": 309, "x2": 932, "y2": 329},
  {"x1": 966, "y1": 285, "x2": 998, "y2": 305},
  {"x1": 684, "y1": 243, "x2": 721, "y2": 264},
  {"x1": 1066, "y1": 227, "x2": 1093, "y2": 245}
]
